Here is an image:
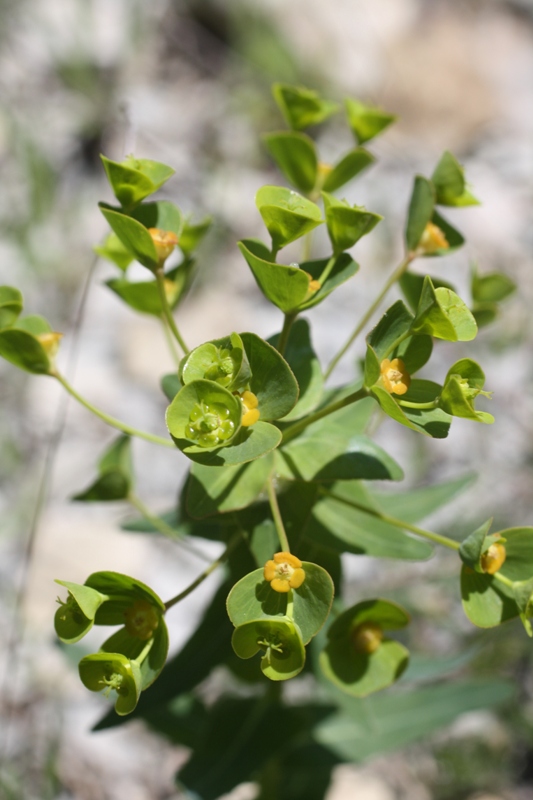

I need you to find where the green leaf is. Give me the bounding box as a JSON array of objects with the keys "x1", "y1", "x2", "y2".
[
  {"x1": 306, "y1": 482, "x2": 433, "y2": 560},
  {"x1": 79, "y1": 652, "x2": 142, "y2": 715},
  {"x1": 101, "y1": 154, "x2": 175, "y2": 208},
  {"x1": 263, "y1": 131, "x2": 318, "y2": 193},
  {"x1": 256, "y1": 186, "x2": 323, "y2": 252},
  {"x1": 94, "y1": 232, "x2": 133, "y2": 271},
  {"x1": 129, "y1": 200, "x2": 182, "y2": 237},
  {"x1": 345, "y1": 98, "x2": 396, "y2": 145},
  {"x1": 471, "y1": 267, "x2": 516, "y2": 304},
  {"x1": 99, "y1": 205, "x2": 159, "y2": 271},
  {"x1": 431, "y1": 151, "x2": 480, "y2": 207},
  {"x1": 426, "y1": 209, "x2": 465, "y2": 256},
  {"x1": 411, "y1": 276, "x2": 477, "y2": 342},
  {"x1": 298, "y1": 253, "x2": 360, "y2": 311},
  {"x1": 106, "y1": 259, "x2": 194, "y2": 316},
  {"x1": 179, "y1": 216, "x2": 212, "y2": 256},
  {"x1": 371, "y1": 383, "x2": 451, "y2": 438},
  {"x1": 367, "y1": 299, "x2": 414, "y2": 360},
  {"x1": 179, "y1": 332, "x2": 251, "y2": 393},
  {"x1": 160, "y1": 373, "x2": 181, "y2": 402},
  {"x1": 320, "y1": 599, "x2": 410, "y2": 697},
  {"x1": 54, "y1": 580, "x2": 108, "y2": 643},
  {"x1": 166, "y1": 379, "x2": 242, "y2": 452},
  {"x1": 273, "y1": 83, "x2": 339, "y2": 130},
  {"x1": 72, "y1": 436, "x2": 133, "y2": 502},
  {"x1": 186, "y1": 453, "x2": 275, "y2": 518},
  {"x1": 0, "y1": 286, "x2": 23, "y2": 328},
  {"x1": 371, "y1": 473, "x2": 476, "y2": 525},
  {"x1": 270, "y1": 319, "x2": 323, "y2": 421},
  {"x1": 395, "y1": 334, "x2": 433, "y2": 375},
  {"x1": 241, "y1": 332, "x2": 299, "y2": 420},
  {"x1": 238, "y1": 239, "x2": 310, "y2": 312},
  {"x1": 227, "y1": 562, "x2": 334, "y2": 645},
  {"x1": 459, "y1": 519, "x2": 495, "y2": 571},
  {"x1": 85, "y1": 571, "x2": 165, "y2": 614},
  {"x1": 100, "y1": 618, "x2": 169, "y2": 691},
  {"x1": 472, "y1": 303, "x2": 499, "y2": 328},
  {"x1": 322, "y1": 148, "x2": 375, "y2": 193},
  {"x1": 0, "y1": 319, "x2": 52, "y2": 374},
  {"x1": 322, "y1": 192, "x2": 382, "y2": 254},
  {"x1": 399, "y1": 271, "x2": 456, "y2": 312},
  {"x1": 315, "y1": 680, "x2": 514, "y2": 762},
  {"x1": 405, "y1": 175, "x2": 435, "y2": 252},
  {"x1": 440, "y1": 358, "x2": 494, "y2": 424},
  {"x1": 232, "y1": 618, "x2": 306, "y2": 680}
]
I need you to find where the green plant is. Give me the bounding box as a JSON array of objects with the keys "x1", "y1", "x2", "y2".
[{"x1": 2, "y1": 83, "x2": 525, "y2": 798}]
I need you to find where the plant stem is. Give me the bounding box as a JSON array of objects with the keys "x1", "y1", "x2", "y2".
[
  {"x1": 301, "y1": 230, "x2": 313, "y2": 262},
  {"x1": 267, "y1": 475, "x2": 291, "y2": 552},
  {"x1": 281, "y1": 387, "x2": 368, "y2": 445},
  {"x1": 381, "y1": 330, "x2": 412, "y2": 360},
  {"x1": 53, "y1": 371, "x2": 174, "y2": 448},
  {"x1": 324, "y1": 254, "x2": 413, "y2": 380},
  {"x1": 277, "y1": 312, "x2": 297, "y2": 355},
  {"x1": 155, "y1": 268, "x2": 190, "y2": 355},
  {"x1": 164, "y1": 532, "x2": 242, "y2": 610},
  {"x1": 160, "y1": 315, "x2": 182, "y2": 370},
  {"x1": 319, "y1": 487, "x2": 461, "y2": 551},
  {"x1": 317, "y1": 254, "x2": 337, "y2": 286},
  {"x1": 127, "y1": 493, "x2": 211, "y2": 563},
  {"x1": 398, "y1": 399, "x2": 439, "y2": 410}
]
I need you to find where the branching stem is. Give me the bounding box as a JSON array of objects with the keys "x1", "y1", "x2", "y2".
[
  {"x1": 281, "y1": 387, "x2": 368, "y2": 445},
  {"x1": 155, "y1": 268, "x2": 190, "y2": 355},
  {"x1": 267, "y1": 475, "x2": 290, "y2": 553}
]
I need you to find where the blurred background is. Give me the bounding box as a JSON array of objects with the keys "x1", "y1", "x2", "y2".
[{"x1": 0, "y1": 0, "x2": 532, "y2": 798}]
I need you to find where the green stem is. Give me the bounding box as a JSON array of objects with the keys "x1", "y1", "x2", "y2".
[
  {"x1": 155, "y1": 268, "x2": 190, "y2": 355},
  {"x1": 53, "y1": 371, "x2": 174, "y2": 448},
  {"x1": 381, "y1": 330, "x2": 412, "y2": 360},
  {"x1": 127, "y1": 493, "x2": 211, "y2": 563},
  {"x1": 267, "y1": 475, "x2": 290, "y2": 552},
  {"x1": 164, "y1": 532, "x2": 242, "y2": 610},
  {"x1": 324, "y1": 254, "x2": 413, "y2": 380},
  {"x1": 281, "y1": 387, "x2": 368, "y2": 445},
  {"x1": 132, "y1": 638, "x2": 154, "y2": 665},
  {"x1": 317, "y1": 254, "x2": 336, "y2": 286},
  {"x1": 319, "y1": 487, "x2": 461, "y2": 551},
  {"x1": 398, "y1": 399, "x2": 439, "y2": 410},
  {"x1": 301, "y1": 230, "x2": 313, "y2": 262},
  {"x1": 277, "y1": 312, "x2": 297, "y2": 356},
  {"x1": 160, "y1": 315, "x2": 182, "y2": 370}
]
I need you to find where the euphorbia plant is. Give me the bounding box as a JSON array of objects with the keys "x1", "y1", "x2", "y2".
[{"x1": 2, "y1": 83, "x2": 525, "y2": 797}]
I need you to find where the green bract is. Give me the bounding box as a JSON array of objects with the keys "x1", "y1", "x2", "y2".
[
  {"x1": 72, "y1": 435, "x2": 133, "y2": 502},
  {"x1": 405, "y1": 175, "x2": 435, "y2": 252},
  {"x1": 99, "y1": 205, "x2": 160, "y2": 272},
  {"x1": 263, "y1": 131, "x2": 318, "y2": 194},
  {"x1": 106, "y1": 258, "x2": 194, "y2": 317},
  {"x1": 101, "y1": 154, "x2": 175, "y2": 209},
  {"x1": 322, "y1": 192, "x2": 382, "y2": 254},
  {"x1": 0, "y1": 314, "x2": 57, "y2": 374},
  {"x1": 231, "y1": 618, "x2": 306, "y2": 681},
  {"x1": 322, "y1": 148, "x2": 375, "y2": 193},
  {"x1": 439, "y1": 359, "x2": 494, "y2": 424},
  {"x1": 178, "y1": 216, "x2": 212, "y2": 255},
  {"x1": 319, "y1": 599, "x2": 410, "y2": 697},
  {"x1": 166, "y1": 379, "x2": 242, "y2": 452},
  {"x1": 431, "y1": 150, "x2": 479, "y2": 207},
  {"x1": 179, "y1": 333, "x2": 251, "y2": 393},
  {"x1": 272, "y1": 83, "x2": 339, "y2": 130},
  {"x1": 0, "y1": 286, "x2": 23, "y2": 328},
  {"x1": 345, "y1": 98, "x2": 396, "y2": 145},
  {"x1": 94, "y1": 232, "x2": 134, "y2": 271},
  {"x1": 54, "y1": 580, "x2": 108, "y2": 643},
  {"x1": 79, "y1": 652, "x2": 143, "y2": 715},
  {"x1": 255, "y1": 186, "x2": 322, "y2": 252},
  {"x1": 411, "y1": 277, "x2": 477, "y2": 341}
]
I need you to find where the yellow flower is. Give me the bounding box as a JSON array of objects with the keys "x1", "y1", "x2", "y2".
[
  {"x1": 240, "y1": 390, "x2": 260, "y2": 427},
  {"x1": 123, "y1": 599, "x2": 159, "y2": 641},
  {"x1": 264, "y1": 552, "x2": 306, "y2": 593},
  {"x1": 352, "y1": 622, "x2": 383, "y2": 654},
  {"x1": 148, "y1": 228, "x2": 179, "y2": 264},
  {"x1": 480, "y1": 542, "x2": 506, "y2": 575},
  {"x1": 37, "y1": 332, "x2": 63, "y2": 359},
  {"x1": 418, "y1": 222, "x2": 449, "y2": 254},
  {"x1": 380, "y1": 357, "x2": 410, "y2": 395}
]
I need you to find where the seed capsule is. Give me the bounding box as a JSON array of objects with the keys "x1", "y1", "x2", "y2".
[{"x1": 352, "y1": 622, "x2": 383, "y2": 654}]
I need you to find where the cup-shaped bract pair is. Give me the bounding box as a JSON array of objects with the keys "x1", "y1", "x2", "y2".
[
  {"x1": 319, "y1": 599, "x2": 410, "y2": 697},
  {"x1": 72, "y1": 435, "x2": 134, "y2": 502},
  {"x1": 322, "y1": 192, "x2": 382, "y2": 255},
  {"x1": 256, "y1": 186, "x2": 323, "y2": 255},
  {"x1": 101, "y1": 154, "x2": 175, "y2": 210},
  {"x1": 166, "y1": 333, "x2": 299, "y2": 466},
  {"x1": 55, "y1": 571, "x2": 168, "y2": 714},
  {"x1": 272, "y1": 83, "x2": 339, "y2": 132},
  {"x1": 470, "y1": 263, "x2": 517, "y2": 328},
  {"x1": 0, "y1": 304, "x2": 62, "y2": 375},
  {"x1": 405, "y1": 175, "x2": 465, "y2": 256},
  {"x1": 226, "y1": 558, "x2": 334, "y2": 681},
  {"x1": 439, "y1": 359, "x2": 494, "y2": 424}
]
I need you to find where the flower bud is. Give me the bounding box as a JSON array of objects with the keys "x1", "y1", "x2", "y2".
[
  {"x1": 37, "y1": 332, "x2": 63, "y2": 359},
  {"x1": 352, "y1": 621, "x2": 383, "y2": 654},
  {"x1": 240, "y1": 390, "x2": 261, "y2": 427},
  {"x1": 480, "y1": 542, "x2": 506, "y2": 575},
  {"x1": 185, "y1": 399, "x2": 236, "y2": 447},
  {"x1": 418, "y1": 222, "x2": 449, "y2": 254},
  {"x1": 148, "y1": 228, "x2": 178, "y2": 264}
]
